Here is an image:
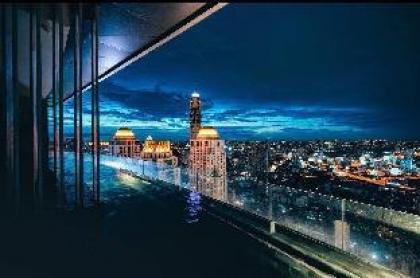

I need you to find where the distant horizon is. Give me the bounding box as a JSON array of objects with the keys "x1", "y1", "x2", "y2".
[{"x1": 61, "y1": 129, "x2": 420, "y2": 143}]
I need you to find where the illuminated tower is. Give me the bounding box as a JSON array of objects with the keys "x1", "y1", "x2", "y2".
[
  {"x1": 189, "y1": 92, "x2": 201, "y2": 139},
  {"x1": 189, "y1": 126, "x2": 227, "y2": 201}
]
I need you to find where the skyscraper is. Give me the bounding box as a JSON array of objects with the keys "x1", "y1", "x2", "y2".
[
  {"x1": 188, "y1": 92, "x2": 227, "y2": 201},
  {"x1": 189, "y1": 126, "x2": 227, "y2": 201},
  {"x1": 189, "y1": 92, "x2": 201, "y2": 139}
]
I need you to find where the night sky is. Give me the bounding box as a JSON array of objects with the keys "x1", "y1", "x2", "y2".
[{"x1": 66, "y1": 4, "x2": 420, "y2": 141}]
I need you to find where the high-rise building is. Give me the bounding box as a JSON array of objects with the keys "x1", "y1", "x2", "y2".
[
  {"x1": 188, "y1": 92, "x2": 227, "y2": 200},
  {"x1": 109, "y1": 127, "x2": 142, "y2": 158},
  {"x1": 189, "y1": 126, "x2": 227, "y2": 201},
  {"x1": 189, "y1": 92, "x2": 201, "y2": 139}
]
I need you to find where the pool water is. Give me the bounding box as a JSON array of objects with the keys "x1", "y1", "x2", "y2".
[{"x1": 0, "y1": 167, "x2": 302, "y2": 278}]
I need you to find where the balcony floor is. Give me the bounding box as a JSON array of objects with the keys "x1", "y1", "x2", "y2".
[{"x1": 0, "y1": 176, "x2": 298, "y2": 278}]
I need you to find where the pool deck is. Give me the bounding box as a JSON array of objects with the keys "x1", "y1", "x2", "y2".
[{"x1": 0, "y1": 181, "x2": 314, "y2": 278}]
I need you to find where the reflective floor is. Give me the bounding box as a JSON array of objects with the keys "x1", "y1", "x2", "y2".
[{"x1": 0, "y1": 167, "x2": 303, "y2": 278}]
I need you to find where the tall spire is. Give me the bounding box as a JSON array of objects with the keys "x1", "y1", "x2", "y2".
[{"x1": 189, "y1": 92, "x2": 201, "y2": 139}]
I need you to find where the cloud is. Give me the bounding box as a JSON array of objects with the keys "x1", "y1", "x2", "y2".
[
  {"x1": 62, "y1": 83, "x2": 398, "y2": 140},
  {"x1": 100, "y1": 82, "x2": 214, "y2": 121},
  {"x1": 203, "y1": 105, "x2": 375, "y2": 131},
  {"x1": 59, "y1": 4, "x2": 420, "y2": 140}
]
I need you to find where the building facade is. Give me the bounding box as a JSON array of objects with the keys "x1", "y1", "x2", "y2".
[
  {"x1": 189, "y1": 126, "x2": 227, "y2": 201},
  {"x1": 140, "y1": 135, "x2": 178, "y2": 166},
  {"x1": 109, "y1": 127, "x2": 142, "y2": 158}
]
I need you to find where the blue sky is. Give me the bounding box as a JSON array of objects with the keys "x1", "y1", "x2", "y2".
[{"x1": 64, "y1": 4, "x2": 420, "y2": 141}]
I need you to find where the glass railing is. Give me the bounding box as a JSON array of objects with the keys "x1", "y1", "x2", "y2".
[
  {"x1": 50, "y1": 152, "x2": 419, "y2": 276},
  {"x1": 97, "y1": 154, "x2": 419, "y2": 277}
]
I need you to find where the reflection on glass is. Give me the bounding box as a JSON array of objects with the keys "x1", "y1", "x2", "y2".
[
  {"x1": 76, "y1": 150, "x2": 419, "y2": 277},
  {"x1": 55, "y1": 90, "x2": 419, "y2": 276}
]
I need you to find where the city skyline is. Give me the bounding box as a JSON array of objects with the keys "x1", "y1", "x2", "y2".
[
  {"x1": 63, "y1": 4, "x2": 420, "y2": 140},
  {"x1": 3, "y1": 4, "x2": 419, "y2": 278}
]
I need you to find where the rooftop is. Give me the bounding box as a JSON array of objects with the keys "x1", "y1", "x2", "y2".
[
  {"x1": 196, "y1": 126, "x2": 220, "y2": 140},
  {"x1": 113, "y1": 127, "x2": 136, "y2": 140}
]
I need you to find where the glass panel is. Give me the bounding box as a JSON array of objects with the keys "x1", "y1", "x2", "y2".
[
  {"x1": 97, "y1": 3, "x2": 206, "y2": 76},
  {"x1": 96, "y1": 147, "x2": 420, "y2": 276},
  {"x1": 61, "y1": 3, "x2": 208, "y2": 100},
  {"x1": 50, "y1": 3, "x2": 419, "y2": 277},
  {"x1": 63, "y1": 96, "x2": 75, "y2": 207},
  {"x1": 82, "y1": 88, "x2": 93, "y2": 204}
]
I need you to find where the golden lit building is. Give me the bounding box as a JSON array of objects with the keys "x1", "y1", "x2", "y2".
[
  {"x1": 189, "y1": 126, "x2": 227, "y2": 201},
  {"x1": 140, "y1": 135, "x2": 178, "y2": 166},
  {"x1": 109, "y1": 127, "x2": 142, "y2": 158}
]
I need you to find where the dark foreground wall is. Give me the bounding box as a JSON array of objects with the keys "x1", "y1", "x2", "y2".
[{"x1": 0, "y1": 4, "x2": 59, "y2": 213}]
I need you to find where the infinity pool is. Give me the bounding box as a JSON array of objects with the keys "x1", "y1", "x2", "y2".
[{"x1": 0, "y1": 159, "x2": 306, "y2": 278}]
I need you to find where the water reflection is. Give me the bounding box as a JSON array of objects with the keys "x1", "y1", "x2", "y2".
[
  {"x1": 116, "y1": 171, "x2": 142, "y2": 189},
  {"x1": 186, "y1": 191, "x2": 202, "y2": 224}
]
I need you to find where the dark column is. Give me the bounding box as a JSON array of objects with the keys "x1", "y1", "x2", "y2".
[
  {"x1": 30, "y1": 4, "x2": 43, "y2": 208},
  {"x1": 57, "y1": 4, "x2": 65, "y2": 205},
  {"x1": 74, "y1": 3, "x2": 84, "y2": 208},
  {"x1": 53, "y1": 4, "x2": 65, "y2": 206},
  {"x1": 266, "y1": 143, "x2": 273, "y2": 219},
  {"x1": 0, "y1": 5, "x2": 5, "y2": 204},
  {"x1": 91, "y1": 4, "x2": 100, "y2": 204},
  {"x1": 52, "y1": 6, "x2": 58, "y2": 185},
  {"x1": 4, "y1": 4, "x2": 20, "y2": 211}
]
